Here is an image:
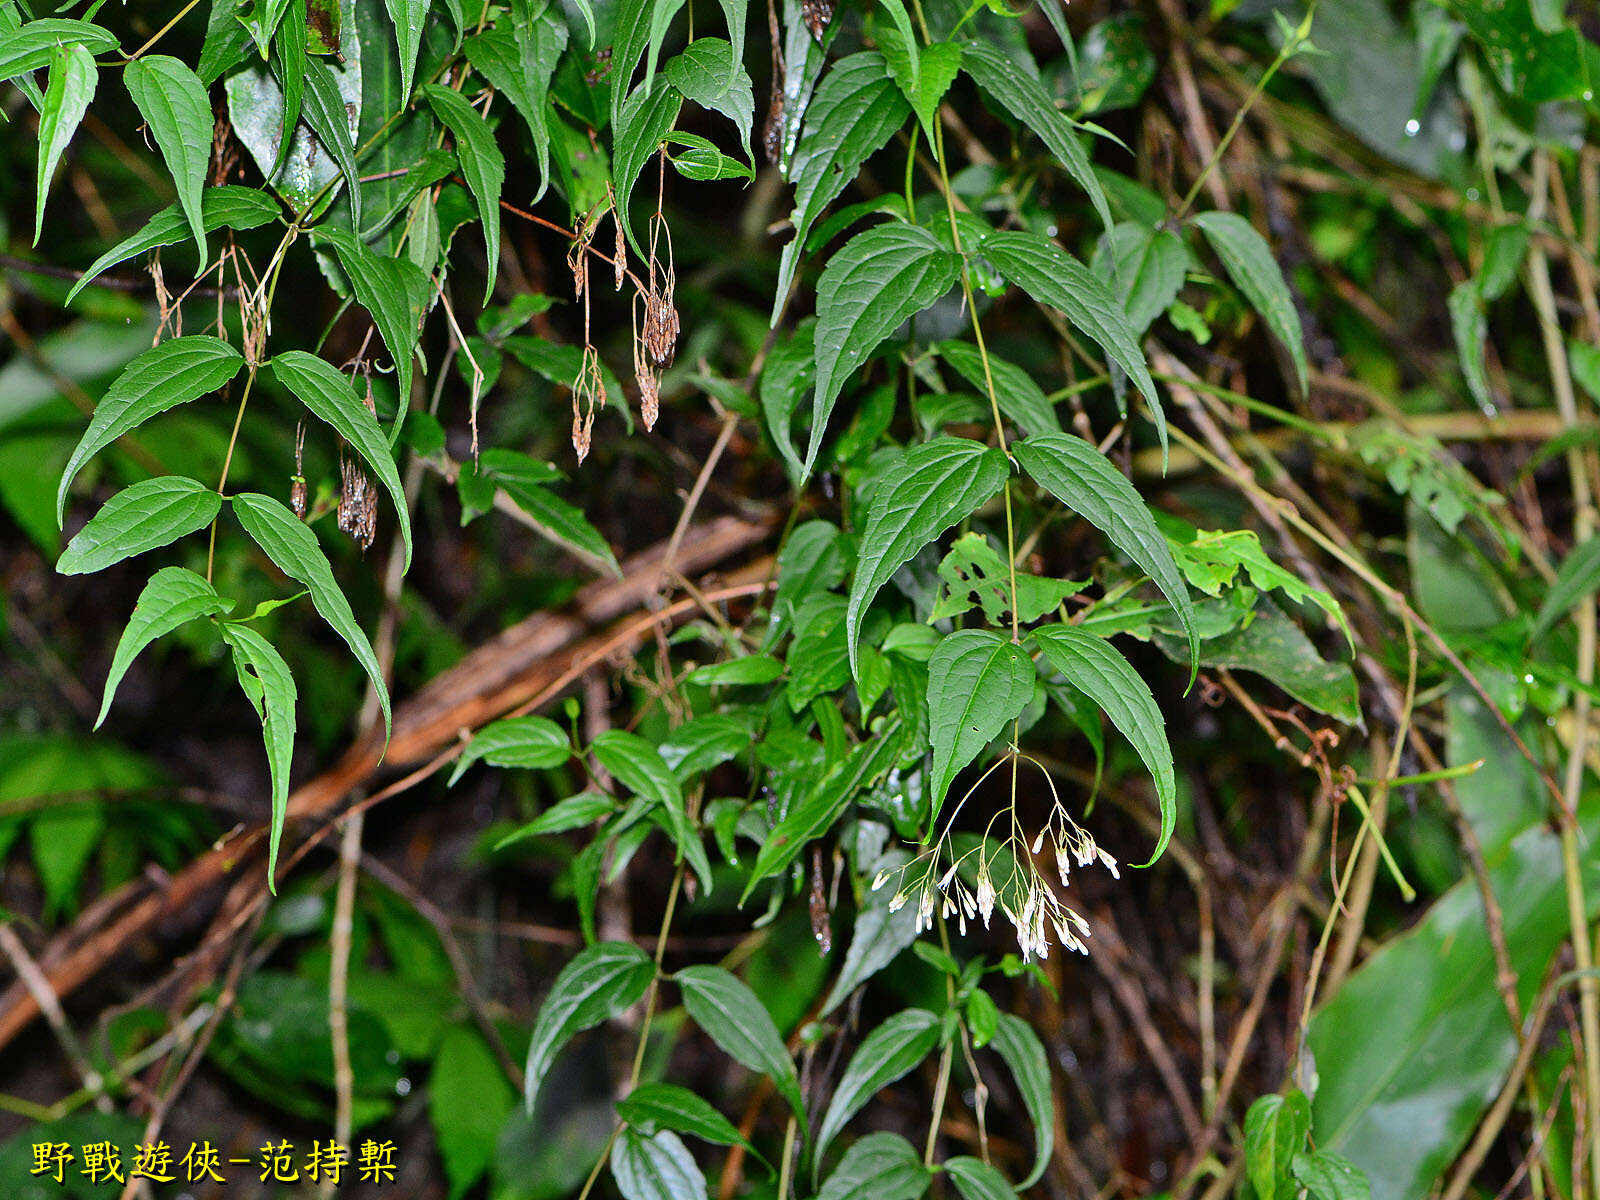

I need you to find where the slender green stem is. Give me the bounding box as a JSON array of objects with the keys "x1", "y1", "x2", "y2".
[{"x1": 922, "y1": 1040, "x2": 953, "y2": 1167}]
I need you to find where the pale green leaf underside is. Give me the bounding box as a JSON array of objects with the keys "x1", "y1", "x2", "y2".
[{"x1": 221, "y1": 621, "x2": 298, "y2": 888}]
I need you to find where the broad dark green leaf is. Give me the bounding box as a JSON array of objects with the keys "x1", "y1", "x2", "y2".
[
  {"x1": 97, "y1": 567, "x2": 233, "y2": 728},
  {"x1": 466, "y1": 13, "x2": 567, "y2": 201},
  {"x1": 927, "y1": 629, "x2": 1034, "y2": 821},
  {"x1": 383, "y1": 0, "x2": 425, "y2": 108},
  {"x1": 808, "y1": 222, "x2": 959, "y2": 477},
  {"x1": 57, "y1": 476, "x2": 221, "y2": 576},
  {"x1": 1011, "y1": 432, "x2": 1197, "y2": 675},
  {"x1": 57, "y1": 335, "x2": 244, "y2": 523},
  {"x1": 592, "y1": 730, "x2": 709, "y2": 892},
  {"x1": 1244, "y1": 1091, "x2": 1311, "y2": 1200},
  {"x1": 1191, "y1": 211, "x2": 1308, "y2": 396},
  {"x1": 267, "y1": 0, "x2": 306, "y2": 177},
  {"x1": 424, "y1": 84, "x2": 506, "y2": 300},
  {"x1": 312, "y1": 228, "x2": 432, "y2": 427},
  {"x1": 610, "y1": 0, "x2": 687, "y2": 133},
  {"x1": 944, "y1": 1156, "x2": 1016, "y2": 1200},
  {"x1": 67, "y1": 186, "x2": 281, "y2": 304},
  {"x1": 980, "y1": 231, "x2": 1165, "y2": 448},
  {"x1": 494, "y1": 792, "x2": 615, "y2": 849},
  {"x1": 817, "y1": 1132, "x2": 930, "y2": 1200},
  {"x1": 610, "y1": 1127, "x2": 707, "y2": 1200},
  {"x1": 431, "y1": 1026, "x2": 516, "y2": 1199},
  {"x1": 524, "y1": 941, "x2": 655, "y2": 1113},
  {"x1": 759, "y1": 318, "x2": 816, "y2": 484},
  {"x1": 1091, "y1": 222, "x2": 1187, "y2": 336},
  {"x1": 658, "y1": 713, "x2": 753, "y2": 780},
  {"x1": 773, "y1": 53, "x2": 910, "y2": 317},
  {"x1": 303, "y1": 54, "x2": 363, "y2": 224},
  {"x1": 448, "y1": 715, "x2": 571, "y2": 785},
  {"x1": 0, "y1": 18, "x2": 118, "y2": 81},
  {"x1": 230, "y1": 492, "x2": 391, "y2": 738},
  {"x1": 617, "y1": 1081, "x2": 755, "y2": 1152},
  {"x1": 199, "y1": 0, "x2": 254, "y2": 83},
  {"x1": 815, "y1": 1009, "x2": 940, "y2": 1167},
  {"x1": 1292, "y1": 1151, "x2": 1371, "y2": 1200},
  {"x1": 34, "y1": 44, "x2": 96, "y2": 245},
  {"x1": 665, "y1": 39, "x2": 754, "y2": 153},
  {"x1": 612, "y1": 76, "x2": 683, "y2": 254},
  {"x1": 1032, "y1": 624, "x2": 1174, "y2": 866},
  {"x1": 267, "y1": 350, "x2": 412, "y2": 571},
  {"x1": 1532, "y1": 534, "x2": 1600, "y2": 642},
  {"x1": 123, "y1": 56, "x2": 212, "y2": 268},
  {"x1": 989, "y1": 1013, "x2": 1052, "y2": 1188},
  {"x1": 221, "y1": 621, "x2": 297, "y2": 886},
  {"x1": 685, "y1": 654, "x2": 785, "y2": 686},
  {"x1": 675, "y1": 964, "x2": 804, "y2": 1123},
  {"x1": 960, "y1": 39, "x2": 1111, "y2": 235},
  {"x1": 937, "y1": 340, "x2": 1058, "y2": 437},
  {"x1": 846, "y1": 436, "x2": 1009, "y2": 675}
]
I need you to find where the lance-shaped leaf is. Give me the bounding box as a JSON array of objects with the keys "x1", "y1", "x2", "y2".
[
  {"x1": 773, "y1": 53, "x2": 910, "y2": 317},
  {"x1": 57, "y1": 335, "x2": 244, "y2": 524},
  {"x1": 308, "y1": 230, "x2": 431, "y2": 428},
  {"x1": 616, "y1": 1082, "x2": 757, "y2": 1153},
  {"x1": 675, "y1": 965, "x2": 804, "y2": 1123},
  {"x1": 665, "y1": 39, "x2": 754, "y2": 153},
  {"x1": 874, "y1": 0, "x2": 958, "y2": 143},
  {"x1": 611, "y1": 77, "x2": 683, "y2": 254},
  {"x1": 990, "y1": 1014, "x2": 1052, "y2": 1188},
  {"x1": 592, "y1": 730, "x2": 711, "y2": 892},
  {"x1": 34, "y1": 44, "x2": 97, "y2": 245},
  {"x1": 846, "y1": 436, "x2": 1009, "y2": 674},
  {"x1": 493, "y1": 472, "x2": 621, "y2": 576},
  {"x1": 448, "y1": 715, "x2": 571, "y2": 785},
  {"x1": 1032, "y1": 623, "x2": 1175, "y2": 865},
  {"x1": 610, "y1": 1128, "x2": 707, "y2": 1200},
  {"x1": 1011, "y1": 432, "x2": 1197, "y2": 678},
  {"x1": 230, "y1": 492, "x2": 391, "y2": 738},
  {"x1": 266, "y1": 0, "x2": 306, "y2": 178},
  {"x1": 980, "y1": 230, "x2": 1165, "y2": 449},
  {"x1": 238, "y1": 0, "x2": 293, "y2": 56},
  {"x1": 97, "y1": 567, "x2": 233, "y2": 728},
  {"x1": 1191, "y1": 211, "x2": 1308, "y2": 395},
  {"x1": 925, "y1": 629, "x2": 1035, "y2": 820},
  {"x1": 0, "y1": 18, "x2": 118, "y2": 81},
  {"x1": 465, "y1": 13, "x2": 567, "y2": 201},
  {"x1": 302, "y1": 54, "x2": 363, "y2": 225},
  {"x1": 815, "y1": 1009, "x2": 941, "y2": 1169},
  {"x1": 818, "y1": 1133, "x2": 931, "y2": 1200},
  {"x1": 124, "y1": 56, "x2": 213, "y2": 268},
  {"x1": 943, "y1": 1158, "x2": 1015, "y2": 1200},
  {"x1": 221, "y1": 621, "x2": 297, "y2": 889},
  {"x1": 424, "y1": 84, "x2": 505, "y2": 301},
  {"x1": 57, "y1": 476, "x2": 221, "y2": 577},
  {"x1": 960, "y1": 39, "x2": 1112, "y2": 235},
  {"x1": 1092, "y1": 222, "x2": 1188, "y2": 336},
  {"x1": 1532, "y1": 535, "x2": 1600, "y2": 642},
  {"x1": 936, "y1": 340, "x2": 1058, "y2": 437},
  {"x1": 523, "y1": 941, "x2": 655, "y2": 1113},
  {"x1": 67, "y1": 186, "x2": 281, "y2": 304},
  {"x1": 266, "y1": 351, "x2": 412, "y2": 571},
  {"x1": 609, "y1": 0, "x2": 687, "y2": 132},
  {"x1": 808, "y1": 222, "x2": 959, "y2": 478},
  {"x1": 383, "y1": 0, "x2": 425, "y2": 107}
]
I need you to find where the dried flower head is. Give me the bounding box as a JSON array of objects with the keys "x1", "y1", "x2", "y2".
[
  {"x1": 571, "y1": 344, "x2": 606, "y2": 463},
  {"x1": 337, "y1": 452, "x2": 376, "y2": 552},
  {"x1": 611, "y1": 187, "x2": 627, "y2": 293},
  {"x1": 763, "y1": 85, "x2": 785, "y2": 165},
  {"x1": 801, "y1": 0, "x2": 833, "y2": 40},
  {"x1": 290, "y1": 421, "x2": 307, "y2": 519}
]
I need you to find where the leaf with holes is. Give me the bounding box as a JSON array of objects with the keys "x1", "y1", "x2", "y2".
[{"x1": 57, "y1": 477, "x2": 220, "y2": 577}]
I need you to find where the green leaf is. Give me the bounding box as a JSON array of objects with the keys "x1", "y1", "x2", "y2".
[
  {"x1": 383, "y1": 0, "x2": 425, "y2": 108},
  {"x1": 1191, "y1": 211, "x2": 1307, "y2": 395},
  {"x1": 846, "y1": 436, "x2": 1009, "y2": 675},
  {"x1": 266, "y1": 350, "x2": 412, "y2": 571},
  {"x1": 0, "y1": 18, "x2": 118, "y2": 81},
  {"x1": 965, "y1": 986, "x2": 999, "y2": 1046},
  {"x1": 238, "y1": 0, "x2": 293, "y2": 56},
  {"x1": 466, "y1": 13, "x2": 567, "y2": 201},
  {"x1": 927, "y1": 629, "x2": 1034, "y2": 821},
  {"x1": 675, "y1": 964, "x2": 804, "y2": 1124},
  {"x1": 1291, "y1": 1151, "x2": 1371, "y2": 1200},
  {"x1": 821, "y1": 848, "x2": 921, "y2": 1014},
  {"x1": 960, "y1": 39, "x2": 1112, "y2": 235},
  {"x1": 1091, "y1": 222, "x2": 1187, "y2": 336},
  {"x1": 936, "y1": 340, "x2": 1058, "y2": 437},
  {"x1": 668, "y1": 132, "x2": 755, "y2": 181},
  {"x1": 1010, "y1": 432, "x2": 1197, "y2": 677},
  {"x1": 1244, "y1": 1091, "x2": 1311, "y2": 1200},
  {"x1": 666, "y1": 39, "x2": 754, "y2": 153},
  {"x1": 944, "y1": 1156, "x2": 1016, "y2": 1200},
  {"x1": 659, "y1": 713, "x2": 753, "y2": 779},
  {"x1": 874, "y1": 1, "x2": 959, "y2": 143},
  {"x1": 611, "y1": 76, "x2": 683, "y2": 254},
  {"x1": 930, "y1": 533, "x2": 1082, "y2": 626},
  {"x1": 760, "y1": 319, "x2": 817, "y2": 484},
  {"x1": 431, "y1": 1026, "x2": 516, "y2": 1199},
  {"x1": 312, "y1": 228, "x2": 432, "y2": 427},
  {"x1": 67, "y1": 186, "x2": 281, "y2": 305},
  {"x1": 33, "y1": 44, "x2": 97, "y2": 245},
  {"x1": 1532, "y1": 535, "x2": 1600, "y2": 642},
  {"x1": 494, "y1": 472, "x2": 621, "y2": 576},
  {"x1": 57, "y1": 335, "x2": 244, "y2": 524},
  {"x1": 609, "y1": 0, "x2": 687, "y2": 132},
  {"x1": 989, "y1": 1013, "x2": 1052, "y2": 1188},
  {"x1": 979, "y1": 231, "x2": 1165, "y2": 449},
  {"x1": 817, "y1": 1132, "x2": 930, "y2": 1200},
  {"x1": 424, "y1": 84, "x2": 506, "y2": 300},
  {"x1": 685, "y1": 655, "x2": 785, "y2": 686},
  {"x1": 303, "y1": 53, "x2": 363, "y2": 225},
  {"x1": 617, "y1": 1082, "x2": 756, "y2": 1153},
  {"x1": 713, "y1": 0, "x2": 746, "y2": 90},
  {"x1": 268, "y1": 1, "x2": 307, "y2": 177},
  {"x1": 495, "y1": 792, "x2": 614, "y2": 848},
  {"x1": 524, "y1": 941, "x2": 655, "y2": 1113},
  {"x1": 230, "y1": 492, "x2": 391, "y2": 739},
  {"x1": 57, "y1": 476, "x2": 221, "y2": 576},
  {"x1": 610, "y1": 1127, "x2": 708, "y2": 1200},
  {"x1": 448, "y1": 715, "x2": 571, "y2": 785},
  {"x1": 786, "y1": 595, "x2": 850, "y2": 712},
  {"x1": 592, "y1": 730, "x2": 709, "y2": 892},
  {"x1": 123, "y1": 56, "x2": 213, "y2": 269},
  {"x1": 97, "y1": 566, "x2": 233, "y2": 728},
  {"x1": 773, "y1": 53, "x2": 910, "y2": 317},
  {"x1": 815, "y1": 1009, "x2": 941, "y2": 1168},
  {"x1": 808, "y1": 222, "x2": 960, "y2": 477},
  {"x1": 1031, "y1": 624, "x2": 1174, "y2": 866},
  {"x1": 220, "y1": 621, "x2": 298, "y2": 887}
]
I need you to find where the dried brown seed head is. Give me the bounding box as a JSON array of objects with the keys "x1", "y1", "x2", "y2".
[
  {"x1": 801, "y1": 0, "x2": 833, "y2": 41},
  {"x1": 337, "y1": 454, "x2": 377, "y2": 552}
]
